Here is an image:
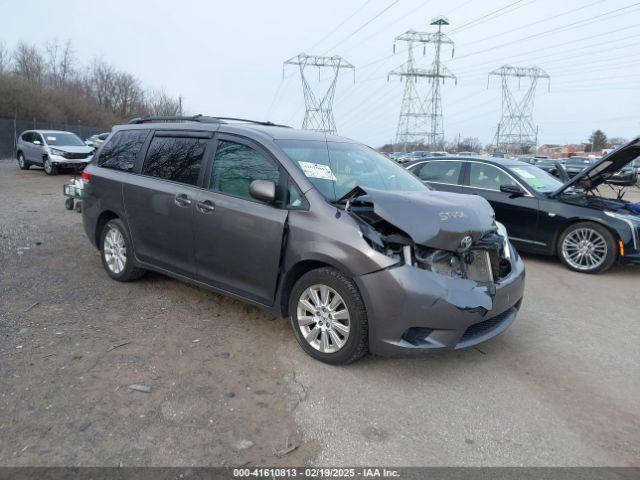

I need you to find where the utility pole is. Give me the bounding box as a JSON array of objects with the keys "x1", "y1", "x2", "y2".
[
  {"x1": 488, "y1": 65, "x2": 550, "y2": 154},
  {"x1": 388, "y1": 16, "x2": 456, "y2": 152},
  {"x1": 284, "y1": 53, "x2": 355, "y2": 134}
]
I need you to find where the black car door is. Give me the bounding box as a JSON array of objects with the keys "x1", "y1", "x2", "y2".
[
  {"x1": 411, "y1": 160, "x2": 465, "y2": 193},
  {"x1": 193, "y1": 135, "x2": 288, "y2": 306},
  {"x1": 462, "y1": 161, "x2": 542, "y2": 246},
  {"x1": 122, "y1": 131, "x2": 212, "y2": 277}
]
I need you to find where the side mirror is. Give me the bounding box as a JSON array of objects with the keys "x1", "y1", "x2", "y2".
[
  {"x1": 500, "y1": 184, "x2": 525, "y2": 196},
  {"x1": 33, "y1": 140, "x2": 42, "y2": 145},
  {"x1": 249, "y1": 179, "x2": 276, "y2": 203}
]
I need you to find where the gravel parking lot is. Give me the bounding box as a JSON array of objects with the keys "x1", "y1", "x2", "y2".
[{"x1": 1, "y1": 159, "x2": 638, "y2": 467}]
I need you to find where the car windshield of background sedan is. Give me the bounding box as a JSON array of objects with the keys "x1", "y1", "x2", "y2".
[
  {"x1": 277, "y1": 140, "x2": 427, "y2": 200},
  {"x1": 566, "y1": 156, "x2": 596, "y2": 166},
  {"x1": 509, "y1": 164, "x2": 564, "y2": 193},
  {"x1": 43, "y1": 132, "x2": 86, "y2": 147}
]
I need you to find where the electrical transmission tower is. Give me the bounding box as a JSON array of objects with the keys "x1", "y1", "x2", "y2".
[
  {"x1": 388, "y1": 17, "x2": 456, "y2": 151},
  {"x1": 284, "y1": 53, "x2": 354, "y2": 134},
  {"x1": 488, "y1": 65, "x2": 550, "y2": 154}
]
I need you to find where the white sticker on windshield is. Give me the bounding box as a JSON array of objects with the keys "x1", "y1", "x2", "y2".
[
  {"x1": 512, "y1": 167, "x2": 535, "y2": 179},
  {"x1": 298, "y1": 161, "x2": 337, "y2": 180},
  {"x1": 46, "y1": 136, "x2": 57, "y2": 141}
]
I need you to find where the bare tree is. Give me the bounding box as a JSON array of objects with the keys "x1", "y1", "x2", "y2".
[
  {"x1": 113, "y1": 72, "x2": 144, "y2": 118},
  {"x1": 0, "y1": 41, "x2": 9, "y2": 74},
  {"x1": 147, "y1": 89, "x2": 183, "y2": 116},
  {"x1": 1, "y1": 39, "x2": 184, "y2": 126},
  {"x1": 44, "y1": 39, "x2": 76, "y2": 87},
  {"x1": 13, "y1": 42, "x2": 45, "y2": 83}
]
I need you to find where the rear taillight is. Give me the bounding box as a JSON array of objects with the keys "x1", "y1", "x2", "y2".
[{"x1": 81, "y1": 170, "x2": 91, "y2": 182}]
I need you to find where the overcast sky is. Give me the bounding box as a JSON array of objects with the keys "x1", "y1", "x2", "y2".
[{"x1": 2, "y1": 0, "x2": 639, "y2": 147}]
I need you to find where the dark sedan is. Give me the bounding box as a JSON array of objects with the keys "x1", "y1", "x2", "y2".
[
  {"x1": 536, "y1": 159, "x2": 569, "y2": 181},
  {"x1": 564, "y1": 156, "x2": 597, "y2": 178},
  {"x1": 405, "y1": 142, "x2": 640, "y2": 273}
]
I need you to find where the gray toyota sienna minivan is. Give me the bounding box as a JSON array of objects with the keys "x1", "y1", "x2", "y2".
[{"x1": 82, "y1": 115, "x2": 525, "y2": 364}]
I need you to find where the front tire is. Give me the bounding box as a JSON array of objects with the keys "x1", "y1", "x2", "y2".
[
  {"x1": 17, "y1": 153, "x2": 30, "y2": 170},
  {"x1": 43, "y1": 157, "x2": 57, "y2": 175},
  {"x1": 289, "y1": 267, "x2": 368, "y2": 365},
  {"x1": 558, "y1": 221, "x2": 616, "y2": 274},
  {"x1": 99, "y1": 219, "x2": 145, "y2": 282}
]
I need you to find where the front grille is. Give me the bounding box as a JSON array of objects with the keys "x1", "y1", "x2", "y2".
[
  {"x1": 459, "y1": 308, "x2": 513, "y2": 344},
  {"x1": 65, "y1": 152, "x2": 91, "y2": 160}
]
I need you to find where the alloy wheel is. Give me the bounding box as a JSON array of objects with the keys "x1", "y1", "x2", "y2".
[
  {"x1": 561, "y1": 227, "x2": 607, "y2": 271},
  {"x1": 103, "y1": 227, "x2": 127, "y2": 274},
  {"x1": 18, "y1": 155, "x2": 24, "y2": 168},
  {"x1": 296, "y1": 284, "x2": 350, "y2": 354},
  {"x1": 44, "y1": 158, "x2": 52, "y2": 174}
]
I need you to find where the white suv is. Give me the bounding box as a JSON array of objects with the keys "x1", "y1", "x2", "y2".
[{"x1": 17, "y1": 130, "x2": 96, "y2": 175}]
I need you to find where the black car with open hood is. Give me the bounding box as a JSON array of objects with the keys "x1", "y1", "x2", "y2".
[{"x1": 406, "y1": 142, "x2": 640, "y2": 273}]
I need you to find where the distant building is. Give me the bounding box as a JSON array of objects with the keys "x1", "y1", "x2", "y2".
[{"x1": 537, "y1": 143, "x2": 603, "y2": 159}]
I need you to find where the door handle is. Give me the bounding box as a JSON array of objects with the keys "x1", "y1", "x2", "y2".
[
  {"x1": 174, "y1": 193, "x2": 192, "y2": 207},
  {"x1": 196, "y1": 200, "x2": 215, "y2": 213}
]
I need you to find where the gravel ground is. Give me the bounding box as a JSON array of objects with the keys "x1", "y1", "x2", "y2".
[{"x1": 0, "y1": 159, "x2": 638, "y2": 467}]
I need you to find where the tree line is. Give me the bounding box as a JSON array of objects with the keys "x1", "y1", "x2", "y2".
[{"x1": 0, "y1": 39, "x2": 183, "y2": 129}]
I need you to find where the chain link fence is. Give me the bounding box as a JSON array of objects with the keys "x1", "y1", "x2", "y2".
[{"x1": 0, "y1": 117, "x2": 105, "y2": 159}]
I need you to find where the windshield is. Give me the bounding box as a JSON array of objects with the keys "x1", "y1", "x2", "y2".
[
  {"x1": 566, "y1": 157, "x2": 594, "y2": 166},
  {"x1": 277, "y1": 140, "x2": 427, "y2": 200},
  {"x1": 537, "y1": 159, "x2": 556, "y2": 166},
  {"x1": 509, "y1": 164, "x2": 563, "y2": 193},
  {"x1": 43, "y1": 132, "x2": 85, "y2": 147}
]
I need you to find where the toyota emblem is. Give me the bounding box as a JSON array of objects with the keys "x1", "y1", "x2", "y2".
[{"x1": 460, "y1": 236, "x2": 473, "y2": 249}]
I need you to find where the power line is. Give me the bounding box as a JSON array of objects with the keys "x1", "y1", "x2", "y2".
[
  {"x1": 448, "y1": 0, "x2": 532, "y2": 34},
  {"x1": 322, "y1": 0, "x2": 400, "y2": 54},
  {"x1": 306, "y1": 0, "x2": 373, "y2": 52},
  {"x1": 451, "y1": 2, "x2": 640, "y2": 62}
]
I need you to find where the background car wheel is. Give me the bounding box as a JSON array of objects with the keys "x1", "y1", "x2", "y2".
[
  {"x1": 17, "y1": 153, "x2": 30, "y2": 170},
  {"x1": 100, "y1": 219, "x2": 146, "y2": 282},
  {"x1": 289, "y1": 267, "x2": 368, "y2": 365},
  {"x1": 558, "y1": 221, "x2": 617, "y2": 274},
  {"x1": 64, "y1": 198, "x2": 74, "y2": 210},
  {"x1": 43, "y1": 157, "x2": 57, "y2": 175}
]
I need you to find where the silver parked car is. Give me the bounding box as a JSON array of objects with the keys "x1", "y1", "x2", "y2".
[{"x1": 17, "y1": 130, "x2": 96, "y2": 175}]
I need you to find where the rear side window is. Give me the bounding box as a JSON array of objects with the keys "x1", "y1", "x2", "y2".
[
  {"x1": 416, "y1": 161, "x2": 462, "y2": 185},
  {"x1": 141, "y1": 136, "x2": 207, "y2": 186},
  {"x1": 98, "y1": 129, "x2": 149, "y2": 172},
  {"x1": 468, "y1": 163, "x2": 517, "y2": 191},
  {"x1": 21, "y1": 132, "x2": 33, "y2": 142},
  {"x1": 209, "y1": 140, "x2": 280, "y2": 200}
]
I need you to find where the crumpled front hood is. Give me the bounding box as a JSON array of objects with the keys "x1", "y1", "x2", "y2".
[{"x1": 356, "y1": 187, "x2": 496, "y2": 250}]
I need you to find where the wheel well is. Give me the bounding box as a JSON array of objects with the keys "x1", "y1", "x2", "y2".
[
  {"x1": 554, "y1": 219, "x2": 620, "y2": 256},
  {"x1": 280, "y1": 260, "x2": 333, "y2": 316},
  {"x1": 16, "y1": 150, "x2": 23, "y2": 158},
  {"x1": 95, "y1": 211, "x2": 119, "y2": 247}
]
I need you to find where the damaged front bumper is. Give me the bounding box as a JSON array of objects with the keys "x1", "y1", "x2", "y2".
[{"x1": 355, "y1": 243, "x2": 525, "y2": 356}]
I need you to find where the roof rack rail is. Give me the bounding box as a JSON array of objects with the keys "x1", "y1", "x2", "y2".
[
  {"x1": 128, "y1": 114, "x2": 222, "y2": 124},
  {"x1": 214, "y1": 117, "x2": 291, "y2": 128},
  {"x1": 128, "y1": 114, "x2": 290, "y2": 128}
]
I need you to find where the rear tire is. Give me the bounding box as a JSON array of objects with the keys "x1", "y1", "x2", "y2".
[
  {"x1": 99, "y1": 219, "x2": 146, "y2": 282},
  {"x1": 64, "y1": 198, "x2": 74, "y2": 210},
  {"x1": 43, "y1": 157, "x2": 57, "y2": 175},
  {"x1": 558, "y1": 221, "x2": 616, "y2": 274},
  {"x1": 289, "y1": 267, "x2": 368, "y2": 365},
  {"x1": 17, "y1": 153, "x2": 30, "y2": 170}
]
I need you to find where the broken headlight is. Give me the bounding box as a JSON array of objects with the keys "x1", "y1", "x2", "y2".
[{"x1": 495, "y1": 221, "x2": 511, "y2": 260}]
